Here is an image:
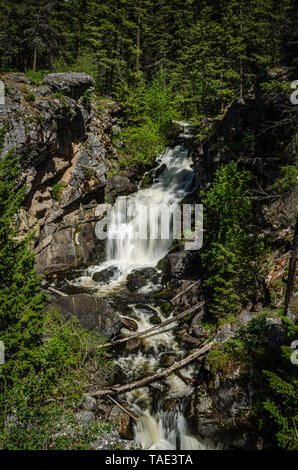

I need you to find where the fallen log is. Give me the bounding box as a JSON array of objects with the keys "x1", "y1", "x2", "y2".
[
  {"x1": 105, "y1": 394, "x2": 139, "y2": 422},
  {"x1": 89, "y1": 338, "x2": 214, "y2": 397},
  {"x1": 101, "y1": 301, "x2": 206, "y2": 349},
  {"x1": 47, "y1": 287, "x2": 68, "y2": 297},
  {"x1": 171, "y1": 280, "x2": 201, "y2": 303}
]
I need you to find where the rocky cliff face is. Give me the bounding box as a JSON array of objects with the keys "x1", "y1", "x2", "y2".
[{"x1": 0, "y1": 72, "x2": 137, "y2": 276}]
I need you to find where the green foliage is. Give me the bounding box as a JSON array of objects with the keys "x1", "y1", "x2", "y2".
[
  {"x1": 272, "y1": 165, "x2": 298, "y2": 192},
  {"x1": 118, "y1": 159, "x2": 127, "y2": 170},
  {"x1": 116, "y1": 70, "x2": 180, "y2": 167},
  {"x1": 260, "y1": 317, "x2": 298, "y2": 450},
  {"x1": 24, "y1": 92, "x2": 36, "y2": 102},
  {"x1": 52, "y1": 182, "x2": 67, "y2": 201},
  {"x1": 53, "y1": 91, "x2": 66, "y2": 102},
  {"x1": 263, "y1": 370, "x2": 298, "y2": 450},
  {"x1": 82, "y1": 89, "x2": 92, "y2": 105},
  {"x1": 0, "y1": 309, "x2": 112, "y2": 450},
  {"x1": 26, "y1": 69, "x2": 49, "y2": 86},
  {"x1": 0, "y1": 128, "x2": 46, "y2": 372},
  {"x1": 201, "y1": 161, "x2": 264, "y2": 320}
]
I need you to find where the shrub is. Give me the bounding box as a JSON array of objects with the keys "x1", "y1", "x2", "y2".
[
  {"x1": 0, "y1": 309, "x2": 112, "y2": 450},
  {"x1": 26, "y1": 69, "x2": 49, "y2": 86},
  {"x1": 24, "y1": 93, "x2": 36, "y2": 102},
  {"x1": 272, "y1": 165, "x2": 298, "y2": 192},
  {"x1": 52, "y1": 182, "x2": 67, "y2": 201}
]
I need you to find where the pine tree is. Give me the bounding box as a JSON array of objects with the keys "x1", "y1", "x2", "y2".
[{"x1": 0, "y1": 129, "x2": 46, "y2": 374}]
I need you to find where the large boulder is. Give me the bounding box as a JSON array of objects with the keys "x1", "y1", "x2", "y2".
[
  {"x1": 105, "y1": 175, "x2": 136, "y2": 203},
  {"x1": 52, "y1": 293, "x2": 122, "y2": 339},
  {"x1": 44, "y1": 73, "x2": 95, "y2": 100},
  {"x1": 162, "y1": 251, "x2": 200, "y2": 282},
  {"x1": 36, "y1": 223, "x2": 101, "y2": 275}
]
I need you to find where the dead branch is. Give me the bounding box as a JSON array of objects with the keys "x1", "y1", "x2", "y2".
[
  {"x1": 171, "y1": 280, "x2": 201, "y2": 303},
  {"x1": 47, "y1": 287, "x2": 68, "y2": 297},
  {"x1": 105, "y1": 394, "x2": 139, "y2": 422}
]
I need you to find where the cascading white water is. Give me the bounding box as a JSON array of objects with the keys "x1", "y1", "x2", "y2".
[
  {"x1": 71, "y1": 124, "x2": 219, "y2": 449},
  {"x1": 105, "y1": 138, "x2": 195, "y2": 271}
]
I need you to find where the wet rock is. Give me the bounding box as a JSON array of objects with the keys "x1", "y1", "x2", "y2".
[
  {"x1": 108, "y1": 406, "x2": 134, "y2": 440},
  {"x1": 160, "y1": 353, "x2": 176, "y2": 367},
  {"x1": 160, "y1": 301, "x2": 172, "y2": 317},
  {"x1": 140, "y1": 171, "x2": 154, "y2": 188},
  {"x1": 181, "y1": 335, "x2": 201, "y2": 348},
  {"x1": 162, "y1": 251, "x2": 200, "y2": 282},
  {"x1": 52, "y1": 294, "x2": 122, "y2": 339},
  {"x1": 162, "y1": 398, "x2": 179, "y2": 412},
  {"x1": 192, "y1": 325, "x2": 207, "y2": 340},
  {"x1": 120, "y1": 317, "x2": 138, "y2": 331},
  {"x1": 127, "y1": 268, "x2": 160, "y2": 291},
  {"x1": 153, "y1": 163, "x2": 167, "y2": 180},
  {"x1": 125, "y1": 339, "x2": 142, "y2": 352},
  {"x1": 93, "y1": 266, "x2": 119, "y2": 283},
  {"x1": 44, "y1": 72, "x2": 95, "y2": 100},
  {"x1": 126, "y1": 271, "x2": 146, "y2": 291},
  {"x1": 149, "y1": 314, "x2": 161, "y2": 325}
]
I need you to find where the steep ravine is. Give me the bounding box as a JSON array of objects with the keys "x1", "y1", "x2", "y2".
[{"x1": 1, "y1": 71, "x2": 296, "y2": 450}]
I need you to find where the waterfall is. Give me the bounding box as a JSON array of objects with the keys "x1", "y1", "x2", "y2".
[
  {"x1": 72, "y1": 124, "x2": 219, "y2": 449},
  {"x1": 105, "y1": 134, "x2": 195, "y2": 272}
]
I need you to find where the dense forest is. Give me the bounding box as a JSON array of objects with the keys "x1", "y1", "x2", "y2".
[
  {"x1": 1, "y1": 0, "x2": 298, "y2": 113},
  {"x1": 0, "y1": 0, "x2": 297, "y2": 453}
]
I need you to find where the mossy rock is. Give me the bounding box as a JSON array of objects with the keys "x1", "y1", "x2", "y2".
[
  {"x1": 149, "y1": 314, "x2": 161, "y2": 325},
  {"x1": 161, "y1": 301, "x2": 172, "y2": 317}
]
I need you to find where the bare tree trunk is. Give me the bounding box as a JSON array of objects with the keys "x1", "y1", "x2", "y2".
[
  {"x1": 136, "y1": 0, "x2": 142, "y2": 70},
  {"x1": 285, "y1": 215, "x2": 298, "y2": 315},
  {"x1": 33, "y1": 48, "x2": 37, "y2": 72},
  {"x1": 240, "y1": 57, "x2": 243, "y2": 99},
  {"x1": 220, "y1": 71, "x2": 224, "y2": 112}
]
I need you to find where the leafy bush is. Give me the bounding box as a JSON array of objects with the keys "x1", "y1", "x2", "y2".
[
  {"x1": 26, "y1": 69, "x2": 49, "y2": 86},
  {"x1": 52, "y1": 182, "x2": 67, "y2": 201},
  {"x1": 121, "y1": 122, "x2": 165, "y2": 167},
  {"x1": 0, "y1": 309, "x2": 112, "y2": 450},
  {"x1": 114, "y1": 70, "x2": 180, "y2": 167},
  {"x1": 272, "y1": 165, "x2": 298, "y2": 192},
  {"x1": 24, "y1": 93, "x2": 36, "y2": 102}
]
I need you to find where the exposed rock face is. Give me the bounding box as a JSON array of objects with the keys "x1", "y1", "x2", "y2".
[
  {"x1": 105, "y1": 175, "x2": 136, "y2": 203},
  {"x1": 53, "y1": 293, "x2": 122, "y2": 339},
  {"x1": 0, "y1": 72, "x2": 136, "y2": 276},
  {"x1": 44, "y1": 72, "x2": 95, "y2": 100},
  {"x1": 162, "y1": 251, "x2": 200, "y2": 282}
]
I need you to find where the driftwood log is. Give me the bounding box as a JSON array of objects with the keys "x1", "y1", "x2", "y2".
[
  {"x1": 89, "y1": 339, "x2": 214, "y2": 397},
  {"x1": 101, "y1": 301, "x2": 206, "y2": 349}
]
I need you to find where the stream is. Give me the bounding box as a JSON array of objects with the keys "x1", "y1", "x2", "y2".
[{"x1": 70, "y1": 124, "x2": 217, "y2": 450}]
